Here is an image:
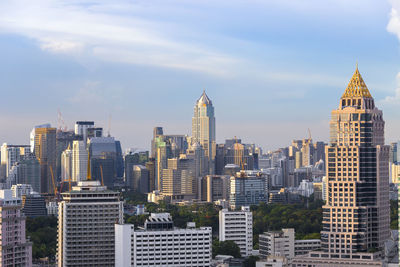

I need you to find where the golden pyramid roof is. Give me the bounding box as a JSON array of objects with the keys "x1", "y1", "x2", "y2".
[{"x1": 341, "y1": 67, "x2": 372, "y2": 98}]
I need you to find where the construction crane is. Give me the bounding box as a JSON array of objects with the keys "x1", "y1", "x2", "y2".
[
  {"x1": 49, "y1": 166, "x2": 58, "y2": 197},
  {"x1": 57, "y1": 109, "x2": 68, "y2": 132},
  {"x1": 100, "y1": 165, "x2": 104, "y2": 186}
]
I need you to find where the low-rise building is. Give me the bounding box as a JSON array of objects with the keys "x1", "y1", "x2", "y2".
[
  {"x1": 259, "y1": 228, "x2": 321, "y2": 261},
  {"x1": 115, "y1": 213, "x2": 212, "y2": 267}
]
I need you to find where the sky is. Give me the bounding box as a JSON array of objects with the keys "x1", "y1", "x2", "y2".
[{"x1": 0, "y1": 0, "x2": 400, "y2": 152}]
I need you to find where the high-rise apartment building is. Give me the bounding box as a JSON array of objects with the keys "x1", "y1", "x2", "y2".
[
  {"x1": 115, "y1": 213, "x2": 212, "y2": 267},
  {"x1": 0, "y1": 190, "x2": 32, "y2": 267},
  {"x1": 57, "y1": 181, "x2": 123, "y2": 266},
  {"x1": 293, "y1": 68, "x2": 389, "y2": 266},
  {"x1": 219, "y1": 206, "x2": 253, "y2": 257},
  {"x1": 192, "y1": 91, "x2": 216, "y2": 174},
  {"x1": 34, "y1": 127, "x2": 57, "y2": 194}
]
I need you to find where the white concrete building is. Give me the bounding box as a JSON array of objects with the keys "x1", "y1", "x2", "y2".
[
  {"x1": 259, "y1": 228, "x2": 321, "y2": 261},
  {"x1": 57, "y1": 181, "x2": 123, "y2": 266},
  {"x1": 61, "y1": 144, "x2": 72, "y2": 181},
  {"x1": 219, "y1": 206, "x2": 253, "y2": 257},
  {"x1": 259, "y1": 229, "x2": 295, "y2": 260},
  {"x1": 115, "y1": 213, "x2": 212, "y2": 267},
  {"x1": 71, "y1": 140, "x2": 87, "y2": 182},
  {"x1": 11, "y1": 184, "x2": 33, "y2": 198}
]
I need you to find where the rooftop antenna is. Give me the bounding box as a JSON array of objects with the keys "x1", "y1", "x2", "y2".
[{"x1": 107, "y1": 114, "x2": 111, "y2": 137}]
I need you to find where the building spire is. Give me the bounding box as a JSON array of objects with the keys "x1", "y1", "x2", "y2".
[{"x1": 341, "y1": 65, "x2": 372, "y2": 99}]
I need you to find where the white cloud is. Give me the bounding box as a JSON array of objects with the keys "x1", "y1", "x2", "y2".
[
  {"x1": 384, "y1": 1, "x2": 400, "y2": 106},
  {"x1": 0, "y1": 0, "x2": 239, "y2": 76},
  {"x1": 380, "y1": 72, "x2": 400, "y2": 105},
  {"x1": 387, "y1": 1, "x2": 400, "y2": 40}
]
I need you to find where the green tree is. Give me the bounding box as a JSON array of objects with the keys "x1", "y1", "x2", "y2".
[{"x1": 212, "y1": 239, "x2": 241, "y2": 258}]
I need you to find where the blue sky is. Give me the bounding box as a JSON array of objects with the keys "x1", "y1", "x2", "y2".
[{"x1": 1, "y1": 0, "x2": 400, "y2": 151}]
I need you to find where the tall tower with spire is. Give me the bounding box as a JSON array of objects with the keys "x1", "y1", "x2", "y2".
[
  {"x1": 192, "y1": 91, "x2": 216, "y2": 174},
  {"x1": 320, "y1": 66, "x2": 390, "y2": 256}
]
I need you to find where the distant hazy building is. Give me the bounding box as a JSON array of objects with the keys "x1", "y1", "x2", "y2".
[
  {"x1": 0, "y1": 143, "x2": 30, "y2": 179},
  {"x1": 88, "y1": 137, "x2": 121, "y2": 188},
  {"x1": 61, "y1": 143, "x2": 73, "y2": 181},
  {"x1": 192, "y1": 91, "x2": 216, "y2": 174},
  {"x1": 162, "y1": 157, "x2": 196, "y2": 202},
  {"x1": 74, "y1": 121, "x2": 94, "y2": 143},
  {"x1": 229, "y1": 171, "x2": 267, "y2": 209},
  {"x1": 0, "y1": 190, "x2": 32, "y2": 266},
  {"x1": 33, "y1": 127, "x2": 57, "y2": 194},
  {"x1": 124, "y1": 151, "x2": 149, "y2": 186},
  {"x1": 11, "y1": 184, "x2": 33, "y2": 198},
  {"x1": 145, "y1": 158, "x2": 156, "y2": 192},
  {"x1": 12, "y1": 157, "x2": 41, "y2": 193},
  {"x1": 219, "y1": 206, "x2": 253, "y2": 257},
  {"x1": 22, "y1": 193, "x2": 47, "y2": 217},
  {"x1": 115, "y1": 213, "x2": 212, "y2": 267},
  {"x1": 57, "y1": 181, "x2": 123, "y2": 266},
  {"x1": 72, "y1": 140, "x2": 87, "y2": 182},
  {"x1": 29, "y1": 123, "x2": 51, "y2": 157},
  {"x1": 127, "y1": 165, "x2": 149, "y2": 193},
  {"x1": 200, "y1": 175, "x2": 230, "y2": 202}
]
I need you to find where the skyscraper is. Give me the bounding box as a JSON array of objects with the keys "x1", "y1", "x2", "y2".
[
  {"x1": 321, "y1": 67, "x2": 390, "y2": 255},
  {"x1": 192, "y1": 91, "x2": 216, "y2": 174},
  {"x1": 34, "y1": 127, "x2": 57, "y2": 194},
  {"x1": 293, "y1": 67, "x2": 390, "y2": 266}
]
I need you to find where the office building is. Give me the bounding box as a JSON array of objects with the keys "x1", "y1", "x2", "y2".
[
  {"x1": 71, "y1": 140, "x2": 87, "y2": 182},
  {"x1": 219, "y1": 206, "x2": 253, "y2": 257},
  {"x1": 74, "y1": 121, "x2": 94, "y2": 143},
  {"x1": 259, "y1": 228, "x2": 321, "y2": 260},
  {"x1": 115, "y1": 213, "x2": 212, "y2": 267},
  {"x1": 8, "y1": 157, "x2": 41, "y2": 193},
  {"x1": 61, "y1": 143, "x2": 72, "y2": 181},
  {"x1": 259, "y1": 229, "x2": 295, "y2": 260},
  {"x1": 0, "y1": 143, "x2": 30, "y2": 179},
  {"x1": 145, "y1": 158, "x2": 156, "y2": 192},
  {"x1": 57, "y1": 181, "x2": 123, "y2": 266},
  {"x1": 229, "y1": 171, "x2": 267, "y2": 209},
  {"x1": 56, "y1": 130, "x2": 77, "y2": 180},
  {"x1": 126, "y1": 165, "x2": 149, "y2": 193},
  {"x1": 200, "y1": 175, "x2": 230, "y2": 202},
  {"x1": 11, "y1": 184, "x2": 33, "y2": 198},
  {"x1": 33, "y1": 127, "x2": 57, "y2": 194},
  {"x1": 162, "y1": 157, "x2": 196, "y2": 202},
  {"x1": 124, "y1": 151, "x2": 149, "y2": 186},
  {"x1": 22, "y1": 193, "x2": 47, "y2": 217},
  {"x1": 0, "y1": 190, "x2": 32, "y2": 267},
  {"x1": 29, "y1": 123, "x2": 51, "y2": 156},
  {"x1": 192, "y1": 91, "x2": 216, "y2": 174},
  {"x1": 292, "y1": 68, "x2": 389, "y2": 266}
]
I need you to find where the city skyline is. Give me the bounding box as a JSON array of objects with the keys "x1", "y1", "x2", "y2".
[{"x1": 1, "y1": 1, "x2": 400, "y2": 152}]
